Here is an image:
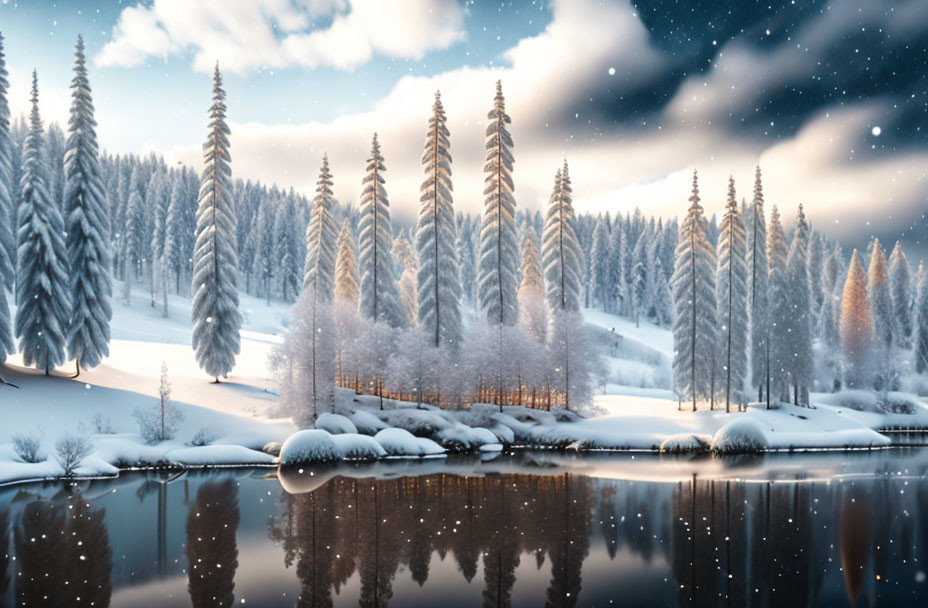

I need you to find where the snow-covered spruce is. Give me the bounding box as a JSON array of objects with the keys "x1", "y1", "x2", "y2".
[
  {"x1": 766, "y1": 205, "x2": 790, "y2": 403},
  {"x1": 671, "y1": 171, "x2": 716, "y2": 410},
  {"x1": 0, "y1": 32, "x2": 14, "y2": 288},
  {"x1": 914, "y1": 262, "x2": 928, "y2": 374},
  {"x1": 416, "y1": 91, "x2": 462, "y2": 351},
  {"x1": 191, "y1": 65, "x2": 242, "y2": 381},
  {"x1": 715, "y1": 177, "x2": 747, "y2": 411},
  {"x1": 302, "y1": 154, "x2": 338, "y2": 300},
  {"x1": 15, "y1": 72, "x2": 71, "y2": 374},
  {"x1": 358, "y1": 134, "x2": 405, "y2": 327},
  {"x1": 274, "y1": 197, "x2": 303, "y2": 302},
  {"x1": 840, "y1": 250, "x2": 874, "y2": 388},
  {"x1": 889, "y1": 241, "x2": 912, "y2": 347},
  {"x1": 747, "y1": 165, "x2": 769, "y2": 403},
  {"x1": 784, "y1": 205, "x2": 812, "y2": 405},
  {"x1": 478, "y1": 81, "x2": 519, "y2": 327},
  {"x1": 64, "y1": 35, "x2": 112, "y2": 374},
  {"x1": 541, "y1": 161, "x2": 582, "y2": 314},
  {"x1": 518, "y1": 228, "x2": 546, "y2": 342},
  {"x1": 334, "y1": 219, "x2": 359, "y2": 303}
]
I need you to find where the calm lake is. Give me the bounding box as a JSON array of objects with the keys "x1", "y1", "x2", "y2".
[{"x1": 0, "y1": 449, "x2": 926, "y2": 607}]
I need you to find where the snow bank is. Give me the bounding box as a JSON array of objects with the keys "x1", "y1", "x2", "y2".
[
  {"x1": 331, "y1": 433, "x2": 387, "y2": 460},
  {"x1": 279, "y1": 430, "x2": 341, "y2": 465},
  {"x1": 166, "y1": 445, "x2": 275, "y2": 466},
  {"x1": 660, "y1": 434, "x2": 709, "y2": 453},
  {"x1": 711, "y1": 419, "x2": 768, "y2": 453},
  {"x1": 374, "y1": 428, "x2": 446, "y2": 457},
  {"x1": 379, "y1": 408, "x2": 453, "y2": 435},
  {"x1": 315, "y1": 413, "x2": 358, "y2": 435}
]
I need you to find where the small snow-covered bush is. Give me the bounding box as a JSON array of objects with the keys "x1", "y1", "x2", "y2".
[
  {"x1": 881, "y1": 392, "x2": 919, "y2": 415},
  {"x1": 374, "y1": 428, "x2": 446, "y2": 457},
  {"x1": 331, "y1": 434, "x2": 387, "y2": 460},
  {"x1": 348, "y1": 410, "x2": 390, "y2": 435},
  {"x1": 190, "y1": 427, "x2": 220, "y2": 446},
  {"x1": 660, "y1": 434, "x2": 709, "y2": 453},
  {"x1": 12, "y1": 432, "x2": 43, "y2": 463},
  {"x1": 457, "y1": 403, "x2": 498, "y2": 429},
  {"x1": 91, "y1": 411, "x2": 115, "y2": 434},
  {"x1": 279, "y1": 430, "x2": 340, "y2": 465},
  {"x1": 315, "y1": 413, "x2": 358, "y2": 435},
  {"x1": 55, "y1": 433, "x2": 93, "y2": 477},
  {"x1": 711, "y1": 418, "x2": 767, "y2": 453}
]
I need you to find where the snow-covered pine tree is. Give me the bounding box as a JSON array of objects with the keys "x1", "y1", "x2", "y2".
[
  {"x1": 357, "y1": 133, "x2": 404, "y2": 327},
  {"x1": 888, "y1": 241, "x2": 913, "y2": 347},
  {"x1": 456, "y1": 219, "x2": 477, "y2": 305},
  {"x1": 785, "y1": 204, "x2": 812, "y2": 405},
  {"x1": 607, "y1": 220, "x2": 626, "y2": 314},
  {"x1": 163, "y1": 171, "x2": 187, "y2": 294},
  {"x1": 64, "y1": 35, "x2": 112, "y2": 374},
  {"x1": 840, "y1": 250, "x2": 873, "y2": 388},
  {"x1": 671, "y1": 171, "x2": 716, "y2": 410},
  {"x1": 123, "y1": 167, "x2": 145, "y2": 291},
  {"x1": 868, "y1": 238, "x2": 894, "y2": 350},
  {"x1": 398, "y1": 257, "x2": 418, "y2": 326},
  {"x1": 819, "y1": 248, "x2": 842, "y2": 389},
  {"x1": 253, "y1": 199, "x2": 276, "y2": 304},
  {"x1": 914, "y1": 262, "x2": 928, "y2": 374},
  {"x1": 518, "y1": 227, "x2": 546, "y2": 342},
  {"x1": 191, "y1": 65, "x2": 242, "y2": 381},
  {"x1": 715, "y1": 177, "x2": 747, "y2": 411},
  {"x1": 15, "y1": 72, "x2": 71, "y2": 374},
  {"x1": 478, "y1": 81, "x2": 519, "y2": 326},
  {"x1": 302, "y1": 155, "x2": 338, "y2": 301},
  {"x1": 631, "y1": 224, "x2": 657, "y2": 326},
  {"x1": 416, "y1": 91, "x2": 462, "y2": 350},
  {"x1": 45, "y1": 122, "x2": 66, "y2": 213},
  {"x1": 808, "y1": 231, "x2": 825, "y2": 328},
  {"x1": 146, "y1": 168, "x2": 169, "y2": 307},
  {"x1": 547, "y1": 309, "x2": 600, "y2": 412},
  {"x1": 590, "y1": 216, "x2": 610, "y2": 311},
  {"x1": 766, "y1": 205, "x2": 790, "y2": 404},
  {"x1": 0, "y1": 32, "x2": 14, "y2": 286},
  {"x1": 747, "y1": 165, "x2": 769, "y2": 403},
  {"x1": 274, "y1": 197, "x2": 302, "y2": 301},
  {"x1": 334, "y1": 219, "x2": 359, "y2": 303},
  {"x1": 542, "y1": 161, "x2": 582, "y2": 314}
]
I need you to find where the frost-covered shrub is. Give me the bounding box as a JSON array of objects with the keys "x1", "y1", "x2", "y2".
[
  {"x1": 374, "y1": 428, "x2": 446, "y2": 456},
  {"x1": 135, "y1": 363, "x2": 184, "y2": 443},
  {"x1": 880, "y1": 392, "x2": 919, "y2": 414},
  {"x1": 279, "y1": 430, "x2": 340, "y2": 465},
  {"x1": 189, "y1": 427, "x2": 220, "y2": 446},
  {"x1": 331, "y1": 433, "x2": 386, "y2": 460},
  {"x1": 456, "y1": 403, "x2": 498, "y2": 429},
  {"x1": 711, "y1": 418, "x2": 767, "y2": 453},
  {"x1": 91, "y1": 411, "x2": 115, "y2": 434},
  {"x1": 55, "y1": 433, "x2": 92, "y2": 477},
  {"x1": 315, "y1": 413, "x2": 358, "y2": 435},
  {"x1": 348, "y1": 410, "x2": 389, "y2": 435},
  {"x1": 12, "y1": 432, "x2": 43, "y2": 463}
]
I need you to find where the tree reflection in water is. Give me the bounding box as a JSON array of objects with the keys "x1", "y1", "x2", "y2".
[
  {"x1": 12, "y1": 493, "x2": 112, "y2": 606},
  {"x1": 269, "y1": 472, "x2": 594, "y2": 608},
  {"x1": 186, "y1": 478, "x2": 240, "y2": 608}
]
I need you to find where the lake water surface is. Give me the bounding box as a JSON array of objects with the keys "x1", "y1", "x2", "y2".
[{"x1": 0, "y1": 449, "x2": 926, "y2": 607}]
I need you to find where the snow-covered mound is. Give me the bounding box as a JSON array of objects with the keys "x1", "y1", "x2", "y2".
[
  {"x1": 315, "y1": 413, "x2": 358, "y2": 435},
  {"x1": 331, "y1": 433, "x2": 387, "y2": 460},
  {"x1": 166, "y1": 445, "x2": 276, "y2": 466},
  {"x1": 374, "y1": 428, "x2": 446, "y2": 457},
  {"x1": 436, "y1": 423, "x2": 498, "y2": 451},
  {"x1": 711, "y1": 419, "x2": 767, "y2": 453},
  {"x1": 348, "y1": 410, "x2": 390, "y2": 435},
  {"x1": 279, "y1": 430, "x2": 341, "y2": 465}
]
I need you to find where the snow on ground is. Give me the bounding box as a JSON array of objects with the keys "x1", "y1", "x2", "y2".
[{"x1": 1, "y1": 294, "x2": 927, "y2": 485}]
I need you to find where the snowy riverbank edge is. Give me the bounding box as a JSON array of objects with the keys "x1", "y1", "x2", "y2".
[{"x1": 4, "y1": 389, "x2": 924, "y2": 488}]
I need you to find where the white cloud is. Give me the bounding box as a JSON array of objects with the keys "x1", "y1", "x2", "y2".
[
  {"x1": 96, "y1": 0, "x2": 466, "y2": 74},
  {"x1": 153, "y1": 0, "x2": 926, "y2": 244}
]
